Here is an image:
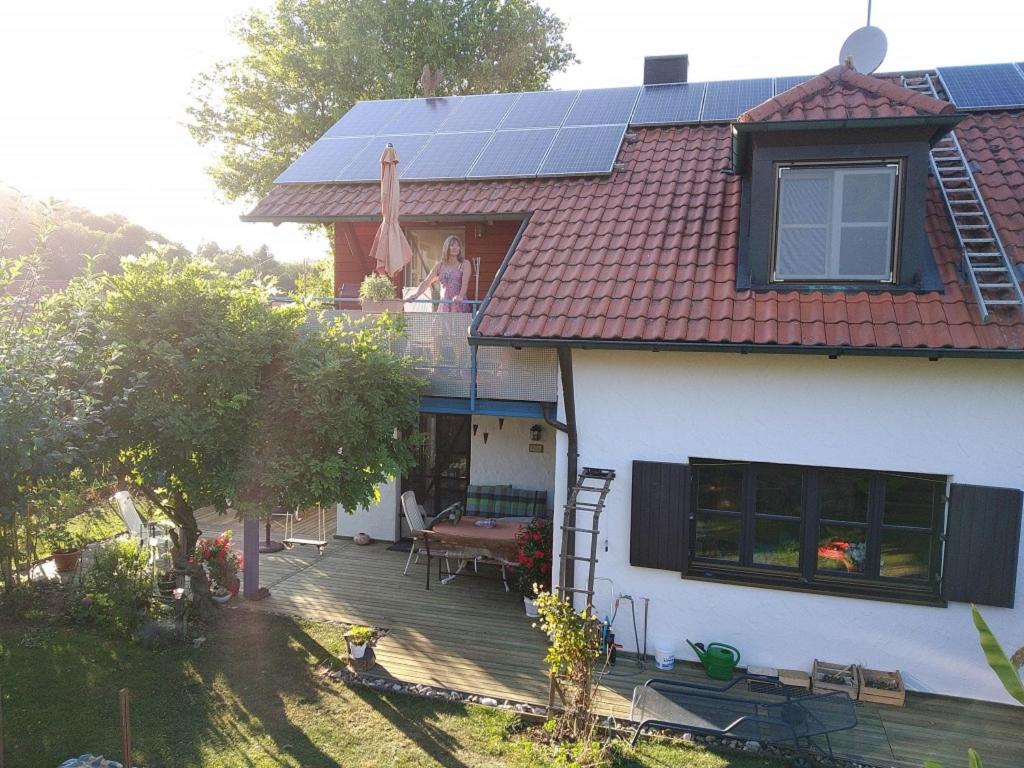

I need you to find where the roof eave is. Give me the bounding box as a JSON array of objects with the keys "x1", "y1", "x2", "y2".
[{"x1": 467, "y1": 334, "x2": 1024, "y2": 360}]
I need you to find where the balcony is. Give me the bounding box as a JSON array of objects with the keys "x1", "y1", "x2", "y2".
[{"x1": 307, "y1": 308, "x2": 558, "y2": 404}]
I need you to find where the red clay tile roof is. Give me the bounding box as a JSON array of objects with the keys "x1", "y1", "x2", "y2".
[
  {"x1": 739, "y1": 64, "x2": 956, "y2": 123},
  {"x1": 247, "y1": 115, "x2": 1024, "y2": 352}
]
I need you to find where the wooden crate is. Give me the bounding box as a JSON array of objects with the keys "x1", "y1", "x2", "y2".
[
  {"x1": 857, "y1": 666, "x2": 905, "y2": 706},
  {"x1": 778, "y1": 668, "x2": 811, "y2": 690},
  {"x1": 811, "y1": 659, "x2": 859, "y2": 699}
]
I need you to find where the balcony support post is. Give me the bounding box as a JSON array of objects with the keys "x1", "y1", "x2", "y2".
[{"x1": 470, "y1": 344, "x2": 478, "y2": 413}]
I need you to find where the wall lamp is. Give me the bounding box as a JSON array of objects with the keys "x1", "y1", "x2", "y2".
[{"x1": 529, "y1": 424, "x2": 543, "y2": 441}]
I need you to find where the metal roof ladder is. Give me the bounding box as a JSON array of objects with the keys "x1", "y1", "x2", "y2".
[
  {"x1": 547, "y1": 466, "x2": 615, "y2": 709},
  {"x1": 902, "y1": 73, "x2": 1024, "y2": 322}
]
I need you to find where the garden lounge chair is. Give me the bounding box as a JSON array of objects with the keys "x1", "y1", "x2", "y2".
[
  {"x1": 110, "y1": 491, "x2": 175, "y2": 561},
  {"x1": 630, "y1": 675, "x2": 857, "y2": 766},
  {"x1": 400, "y1": 491, "x2": 474, "y2": 581}
]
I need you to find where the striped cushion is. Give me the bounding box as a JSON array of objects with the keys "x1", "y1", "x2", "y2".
[{"x1": 495, "y1": 487, "x2": 547, "y2": 518}]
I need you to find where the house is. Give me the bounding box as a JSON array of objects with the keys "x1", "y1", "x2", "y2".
[{"x1": 245, "y1": 56, "x2": 1024, "y2": 705}]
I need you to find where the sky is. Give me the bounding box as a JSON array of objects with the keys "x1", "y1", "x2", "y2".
[{"x1": 0, "y1": 0, "x2": 1020, "y2": 264}]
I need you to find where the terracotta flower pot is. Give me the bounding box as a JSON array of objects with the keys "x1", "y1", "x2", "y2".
[{"x1": 52, "y1": 548, "x2": 82, "y2": 573}]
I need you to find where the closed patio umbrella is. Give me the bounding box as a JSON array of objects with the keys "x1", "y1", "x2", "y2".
[{"x1": 367, "y1": 143, "x2": 414, "y2": 277}]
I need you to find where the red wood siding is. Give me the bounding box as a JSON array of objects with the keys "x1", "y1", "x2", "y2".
[{"x1": 333, "y1": 219, "x2": 522, "y2": 303}]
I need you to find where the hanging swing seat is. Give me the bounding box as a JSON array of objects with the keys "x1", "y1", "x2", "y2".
[{"x1": 282, "y1": 505, "x2": 329, "y2": 554}]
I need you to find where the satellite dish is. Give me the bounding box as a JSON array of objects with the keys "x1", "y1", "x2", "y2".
[{"x1": 839, "y1": 25, "x2": 887, "y2": 74}]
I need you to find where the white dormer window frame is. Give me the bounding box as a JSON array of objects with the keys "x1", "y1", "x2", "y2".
[{"x1": 771, "y1": 160, "x2": 903, "y2": 284}]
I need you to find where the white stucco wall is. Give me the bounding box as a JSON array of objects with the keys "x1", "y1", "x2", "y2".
[
  {"x1": 336, "y1": 478, "x2": 401, "y2": 542},
  {"x1": 560, "y1": 349, "x2": 1024, "y2": 704},
  {"x1": 470, "y1": 415, "x2": 556, "y2": 507}
]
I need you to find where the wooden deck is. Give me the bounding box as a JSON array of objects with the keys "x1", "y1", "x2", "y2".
[{"x1": 196, "y1": 508, "x2": 1024, "y2": 768}]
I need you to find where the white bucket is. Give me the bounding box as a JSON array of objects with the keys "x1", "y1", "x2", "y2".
[
  {"x1": 654, "y1": 645, "x2": 675, "y2": 670},
  {"x1": 351, "y1": 642, "x2": 367, "y2": 659}
]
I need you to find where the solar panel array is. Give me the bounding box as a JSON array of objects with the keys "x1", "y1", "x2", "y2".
[
  {"x1": 278, "y1": 63, "x2": 1024, "y2": 184},
  {"x1": 937, "y1": 63, "x2": 1024, "y2": 110}
]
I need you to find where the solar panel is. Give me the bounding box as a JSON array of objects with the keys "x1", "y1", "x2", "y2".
[
  {"x1": 499, "y1": 90, "x2": 579, "y2": 129},
  {"x1": 467, "y1": 129, "x2": 557, "y2": 178},
  {"x1": 324, "y1": 99, "x2": 410, "y2": 138},
  {"x1": 631, "y1": 82, "x2": 707, "y2": 125},
  {"x1": 564, "y1": 87, "x2": 641, "y2": 126},
  {"x1": 439, "y1": 93, "x2": 521, "y2": 132},
  {"x1": 336, "y1": 135, "x2": 432, "y2": 182},
  {"x1": 377, "y1": 97, "x2": 463, "y2": 134},
  {"x1": 936, "y1": 63, "x2": 1024, "y2": 109},
  {"x1": 401, "y1": 132, "x2": 493, "y2": 180},
  {"x1": 700, "y1": 78, "x2": 774, "y2": 121},
  {"x1": 538, "y1": 125, "x2": 626, "y2": 176},
  {"x1": 275, "y1": 137, "x2": 373, "y2": 183},
  {"x1": 774, "y1": 76, "x2": 814, "y2": 95}
]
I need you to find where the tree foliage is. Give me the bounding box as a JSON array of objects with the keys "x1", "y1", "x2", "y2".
[
  {"x1": 237, "y1": 313, "x2": 423, "y2": 514},
  {"x1": 188, "y1": 0, "x2": 576, "y2": 202}
]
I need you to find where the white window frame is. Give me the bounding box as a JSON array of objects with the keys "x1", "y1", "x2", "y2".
[{"x1": 772, "y1": 162, "x2": 901, "y2": 283}]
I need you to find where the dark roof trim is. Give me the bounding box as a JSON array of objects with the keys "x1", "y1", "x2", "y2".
[
  {"x1": 419, "y1": 396, "x2": 549, "y2": 417},
  {"x1": 240, "y1": 211, "x2": 530, "y2": 224},
  {"x1": 470, "y1": 214, "x2": 531, "y2": 336},
  {"x1": 730, "y1": 113, "x2": 963, "y2": 173},
  {"x1": 468, "y1": 334, "x2": 1024, "y2": 360}
]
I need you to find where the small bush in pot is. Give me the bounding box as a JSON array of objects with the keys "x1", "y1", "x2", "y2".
[
  {"x1": 345, "y1": 624, "x2": 375, "y2": 659},
  {"x1": 192, "y1": 530, "x2": 243, "y2": 598},
  {"x1": 358, "y1": 274, "x2": 401, "y2": 313}
]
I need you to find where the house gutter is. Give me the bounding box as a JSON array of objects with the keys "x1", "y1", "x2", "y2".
[
  {"x1": 557, "y1": 347, "x2": 579, "y2": 597},
  {"x1": 468, "y1": 335, "x2": 1024, "y2": 360}
]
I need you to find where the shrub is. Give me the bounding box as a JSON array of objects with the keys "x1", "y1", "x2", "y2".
[
  {"x1": 79, "y1": 540, "x2": 152, "y2": 636},
  {"x1": 358, "y1": 273, "x2": 396, "y2": 302},
  {"x1": 192, "y1": 530, "x2": 242, "y2": 587},
  {"x1": 533, "y1": 592, "x2": 603, "y2": 740},
  {"x1": 514, "y1": 517, "x2": 552, "y2": 598}
]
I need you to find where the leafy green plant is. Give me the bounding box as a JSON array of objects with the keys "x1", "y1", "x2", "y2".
[
  {"x1": 533, "y1": 592, "x2": 604, "y2": 741},
  {"x1": 358, "y1": 273, "x2": 396, "y2": 303},
  {"x1": 345, "y1": 625, "x2": 375, "y2": 645},
  {"x1": 78, "y1": 539, "x2": 152, "y2": 637},
  {"x1": 971, "y1": 605, "x2": 1024, "y2": 705}
]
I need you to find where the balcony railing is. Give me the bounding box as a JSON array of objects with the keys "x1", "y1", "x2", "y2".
[{"x1": 305, "y1": 306, "x2": 558, "y2": 403}]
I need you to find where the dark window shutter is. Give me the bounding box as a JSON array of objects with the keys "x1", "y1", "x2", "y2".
[
  {"x1": 630, "y1": 461, "x2": 691, "y2": 571},
  {"x1": 943, "y1": 483, "x2": 1022, "y2": 608}
]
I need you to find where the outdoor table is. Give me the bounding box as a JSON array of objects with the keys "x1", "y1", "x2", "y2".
[{"x1": 421, "y1": 515, "x2": 531, "y2": 590}]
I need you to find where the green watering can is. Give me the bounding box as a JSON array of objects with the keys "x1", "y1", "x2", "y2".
[{"x1": 687, "y1": 640, "x2": 741, "y2": 681}]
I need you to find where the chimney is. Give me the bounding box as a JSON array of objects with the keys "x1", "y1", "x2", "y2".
[{"x1": 643, "y1": 54, "x2": 689, "y2": 85}]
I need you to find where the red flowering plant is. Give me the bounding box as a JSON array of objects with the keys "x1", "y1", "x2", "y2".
[
  {"x1": 514, "y1": 517, "x2": 553, "y2": 598},
  {"x1": 192, "y1": 530, "x2": 243, "y2": 589}
]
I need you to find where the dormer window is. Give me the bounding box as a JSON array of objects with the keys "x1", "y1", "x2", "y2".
[{"x1": 773, "y1": 162, "x2": 900, "y2": 283}]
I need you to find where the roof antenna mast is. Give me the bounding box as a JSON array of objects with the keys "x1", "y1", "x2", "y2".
[{"x1": 839, "y1": 2, "x2": 887, "y2": 74}]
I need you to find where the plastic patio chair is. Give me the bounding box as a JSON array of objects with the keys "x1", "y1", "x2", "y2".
[
  {"x1": 110, "y1": 490, "x2": 175, "y2": 564},
  {"x1": 400, "y1": 490, "x2": 475, "y2": 579}
]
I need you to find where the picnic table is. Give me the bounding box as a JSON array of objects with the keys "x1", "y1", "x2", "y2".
[{"x1": 421, "y1": 515, "x2": 532, "y2": 589}]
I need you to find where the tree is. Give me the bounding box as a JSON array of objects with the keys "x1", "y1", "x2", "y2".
[
  {"x1": 64, "y1": 255, "x2": 421, "y2": 608},
  {"x1": 188, "y1": 0, "x2": 576, "y2": 202},
  {"x1": 236, "y1": 313, "x2": 423, "y2": 515}
]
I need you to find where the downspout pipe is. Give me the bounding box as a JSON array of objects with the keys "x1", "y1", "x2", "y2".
[{"x1": 558, "y1": 347, "x2": 579, "y2": 595}]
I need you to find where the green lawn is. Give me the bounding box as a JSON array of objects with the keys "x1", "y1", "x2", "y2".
[{"x1": 0, "y1": 606, "x2": 787, "y2": 768}]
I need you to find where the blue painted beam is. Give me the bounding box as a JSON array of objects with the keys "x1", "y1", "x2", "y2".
[{"x1": 419, "y1": 396, "x2": 549, "y2": 418}]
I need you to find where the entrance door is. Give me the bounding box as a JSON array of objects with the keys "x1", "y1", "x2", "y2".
[{"x1": 402, "y1": 414, "x2": 471, "y2": 528}]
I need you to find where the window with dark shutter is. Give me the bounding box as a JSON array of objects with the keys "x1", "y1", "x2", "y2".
[
  {"x1": 943, "y1": 484, "x2": 1023, "y2": 608},
  {"x1": 630, "y1": 461, "x2": 690, "y2": 571}
]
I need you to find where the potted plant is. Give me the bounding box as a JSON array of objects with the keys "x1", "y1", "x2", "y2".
[
  {"x1": 48, "y1": 527, "x2": 85, "y2": 573},
  {"x1": 358, "y1": 273, "x2": 403, "y2": 314},
  {"x1": 192, "y1": 530, "x2": 243, "y2": 602},
  {"x1": 514, "y1": 517, "x2": 553, "y2": 617},
  {"x1": 345, "y1": 624, "x2": 375, "y2": 659}
]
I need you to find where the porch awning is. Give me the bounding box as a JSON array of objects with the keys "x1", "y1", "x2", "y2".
[{"x1": 419, "y1": 396, "x2": 550, "y2": 419}]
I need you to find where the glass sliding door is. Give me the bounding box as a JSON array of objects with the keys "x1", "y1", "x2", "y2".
[{"x1": 401, "y1": 414, "x2": 471, "y2": 534}]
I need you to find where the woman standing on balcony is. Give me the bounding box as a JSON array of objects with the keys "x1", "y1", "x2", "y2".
[{"x1": 410, "y1": 235, "x2": 472, "y2": 312}]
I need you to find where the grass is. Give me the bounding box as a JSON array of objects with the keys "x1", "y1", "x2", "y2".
[
  {"x1": 0, "y1": 605, "x2": 786, "y2": 768},
  {"x1": 30, "y1": 504, "x2": 126, "y2": 562}
]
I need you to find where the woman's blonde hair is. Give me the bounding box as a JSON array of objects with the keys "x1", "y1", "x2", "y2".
[{"x1": 441, "y1": 234, "x2": 465, "y2": 263}]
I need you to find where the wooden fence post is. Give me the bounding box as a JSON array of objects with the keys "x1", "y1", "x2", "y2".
[{"x1": 119, "y1": 688, "x2": 132, "y2": 768}]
